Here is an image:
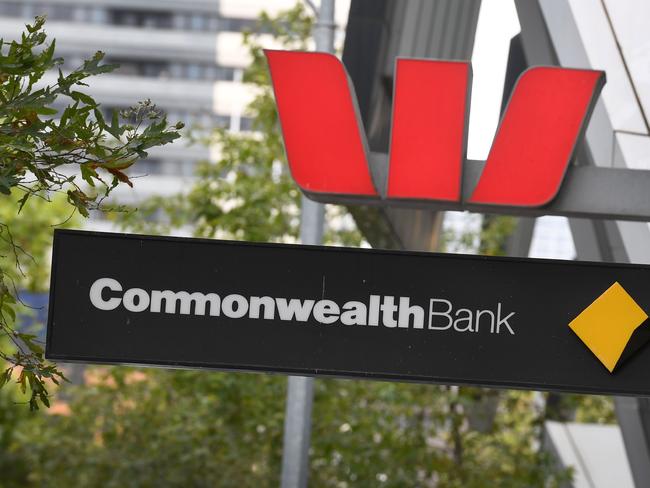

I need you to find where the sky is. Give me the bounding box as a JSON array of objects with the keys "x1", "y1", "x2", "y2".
[{"x1": 467, "y1": 0, "x2": 521, "y2": 160}]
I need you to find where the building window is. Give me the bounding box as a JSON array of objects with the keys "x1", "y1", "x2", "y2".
[
  {"x1": 186, "y1": 63, "x2": 203, "y2": 80},
  {"x1": 175, "y1": 12, "x2": 220, "y2": 32},
  {"x1": 207, "y1": 16, "x2": 219, "y2": 31},
  {"x1": 4, "y1": 2, "x2": 79, "y2": 21},
  {"x1": 38, "y1": 4, "x2": 75, "y2": 21},
  {"x1": 189, "y1": 13, "x2": 206, "y2": 31},
  {"x1": 104, "y1": 58, "x2": 139, "y2": 77},
  {"x1": 214, "y1": 115, "x2": 231, "y2": 128},
  {"x1": 218, "y1": 17, "x2": 257, "y2": 32},
  {"x1": 104, "y1": 57, "x2": 171, "y2": 78},
  {"x1": 88, "y1": 7, "x2": 107, "y2": 24},
  {"x1": 240, "y1": 117, "x2": 255, "y2": 132},
  {"x1": 106, "y1": 9, "x2": 222, "y2": 32},
  {"x1": 142, "y1": 61, "x2": 169, "y2": 78},
  {"x1": 215, "y1": 67, "x2": 236, "y2": 81},
  {"x1": 130, "y1": 158, "x2": 162, "y2": 176},
  {"x1": 109, "y1": 9, "x2": 173, "y2": 29},
  {"x1": 103, "y1": 57, "x2": 234, "y2": 82}
]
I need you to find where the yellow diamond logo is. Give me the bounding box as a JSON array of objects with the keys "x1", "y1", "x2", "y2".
[{"x1": 569, "y1": 282, "x2": 648, "y2": 373}]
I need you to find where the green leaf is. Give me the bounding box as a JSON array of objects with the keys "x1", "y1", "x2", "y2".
[
  {"x1": 93, "y1": 107, "x2": 106, "y2": 126},
  {"x1": 43, "y1": 39, "x2": 56, "y2": 64},
  {"x1": 107, "y1": 109, "x2": 122, "y2": 138},
  {"x1": 2, "y1": 303, "x2": 16, "y2": 322},
  {"x1": 71, "y1": 90, "x2": 96, "y2": 106},
  {"x1": 39, "y1": 391, "x2": 50, "y2": 408},
  {"x1": 80, "y1": 164, "x2": 98, "y2": 186},
  {"x1": 18, "y1": 370, "x2": 26, "y2": 394},
  {"x1": 0, "y1": 369, "x2": 10, "y2": 389},
  {"x1": 24, "y1": 339, "x2": 44, "y2": 356},
  {"x1": 17, "y1": 191, "x2": 30, "y2": 212},
  {"x1": 34, "y1": 106, "x2": 58, "y2": 115}
]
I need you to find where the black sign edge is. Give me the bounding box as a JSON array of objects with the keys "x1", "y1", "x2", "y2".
[
  {"x1": 42, "y1": 353, "x2": 650, "y2": 398},
  {"x1": 45, "y1": 228, "x2": 60, "y2": 361},
  {"x1": 49, "y1": 228, "x2": 650, "y2": 271}
]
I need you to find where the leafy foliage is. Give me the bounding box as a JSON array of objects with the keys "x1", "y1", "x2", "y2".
[
  {"x1": 0, "y1": 189, "x2": 79, "y2": 292},
  {"x1": 0, "y1": 17, "x2": 183, "y2": 409},
  {"x1": 1, "y1": 368, "x2": 570, "y2": 487},
  {"x1": 0, "y1": 17, "x2": 182, "y2": 215}
]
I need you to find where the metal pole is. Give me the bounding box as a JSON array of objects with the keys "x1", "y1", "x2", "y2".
[{"x1": 280, "y1": 2, "x2": 335, "y2": 487}]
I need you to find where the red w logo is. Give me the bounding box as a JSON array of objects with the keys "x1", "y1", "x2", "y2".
[{"x1": 265, "y1": 50, "x2": 604, "y2": 209}]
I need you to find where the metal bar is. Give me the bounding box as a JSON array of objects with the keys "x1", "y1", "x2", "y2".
[
  {"x1": 280, "y1": 2, "x2": 335, "y2": 487},
  {"x1": 614, "y1": 398, "x2": 650, "y2": 487},
  {"x1": 305, "y1": 154, "x2": 650, "y2": 222},
  {"x1": 281, "y1": 375, "x2": 316, "y2": 488},
  {"x1": 279, "y1": 198, "x2": 324, "y2": 488},
  {"x1": 506, "y1": 217, "x2": 536, "y2": 258}
]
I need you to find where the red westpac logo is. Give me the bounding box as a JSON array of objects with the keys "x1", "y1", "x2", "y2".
[{"x1": 265, "y1": 50, "x2": 605, "y2": 208}]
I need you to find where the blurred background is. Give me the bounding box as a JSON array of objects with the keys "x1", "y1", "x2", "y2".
[{"x1": 1, "y1": 0, "x2": 649, "y2": 486}]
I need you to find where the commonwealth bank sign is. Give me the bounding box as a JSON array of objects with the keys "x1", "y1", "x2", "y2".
[{"x1": 47, "y1": 230, "x2": 650, "y2": 396}]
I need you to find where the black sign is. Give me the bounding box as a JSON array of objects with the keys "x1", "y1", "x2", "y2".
[{"x1": 47, "y1": 229, "x2": 650, "y2": 396}]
